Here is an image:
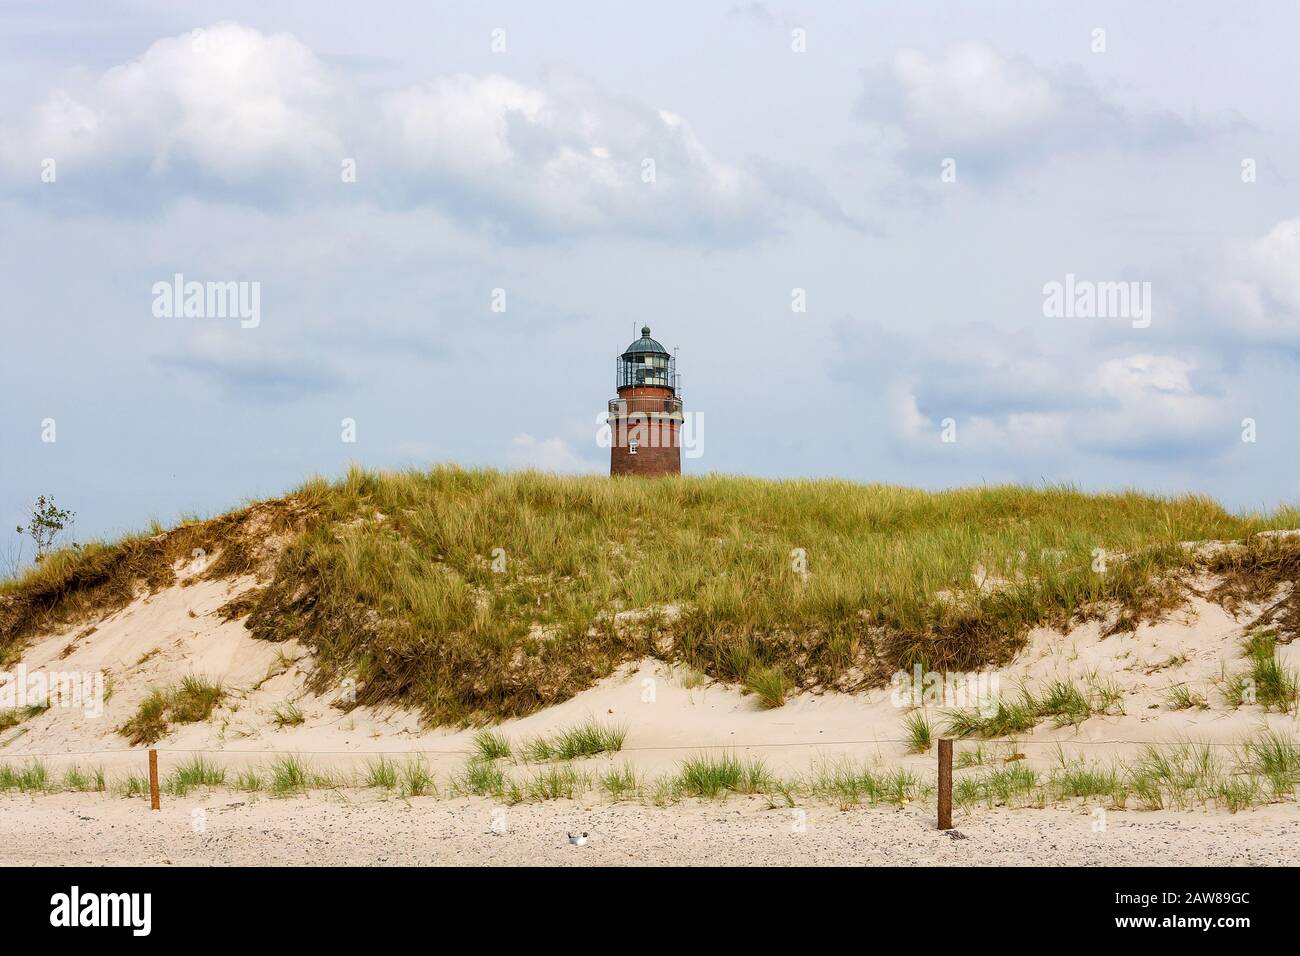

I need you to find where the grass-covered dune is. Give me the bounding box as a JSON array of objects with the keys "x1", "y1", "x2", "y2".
[{"x1": 4, "y1": 467, "x2": 1300, "y2": 724}]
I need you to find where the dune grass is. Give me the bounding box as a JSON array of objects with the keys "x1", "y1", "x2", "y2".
[
  {"x1": 0, "y1": 760, "x2": 49, "y2": 792},
  {"x1": 272, "y1": 702, "x2": 305, "y2": 727},
  {"x1": 0, "y1": 704, "x2": 49, "y2": 733},
  {"x1": 1218, "y1": 631, "x2": 1299, "y2": 712},
  {"x1": 1245, "y1": 639, "x2": 1298, "y2": 712},
  {"x1": 115, "y1": 772, "x2": 151, "y2": 798},
  {"x1": 119, "y1": 676, "x2": 224, "y2": 745},
  {"x1": 676, "y1": 752, "x2": 776, "y2": 798},
  {"x1": 59, "y1": 764, "x2": 106, "y2": 793},
  {"x1": 1125, "y1": 743, "x2": 1223, "y2": 810},
  {"x1": 744, "y1": 666, "x2": 793, "y2": 709},
  {"x1": 472, "y1": 730, "x2": 512, "y2": 761},
  {"x1": 1035, "y1": 679, "x2": 1093, "y2": 727},
  {"x1": 6, "y1": 466, "x2": 1300, "y2": 725},
  {"x1": 170, "y1": 675, "x2": 224, "y2": 722},
  {"x1": 3, "y1": 729, "x2": 1298, "y2": 814},
  {"x1": 520, "y1": 721, "x2": 626, "y2": 761},
  {"x1": 1238, "y1": 732, "x2": 1300, "y2": 795},
  {"x1": 903, "y1": 711, "x2": 933, "y2": 753},
  {"x1": 166, "y1": 756, "x2": 226, "y2": 796},
  {"x1": 0, "y1": 498, "x2": 311, "y2": 663},
  {"x1": 954, "y1": 764, "x2": 1041, "y2": 810},
  {"x1": 600, "y1": 763, "x2": 640, "y2": 800},
  {"x1": 364, "y1": 757, "x2": 399, "y2": 790},
  {"x1": 0, "y1": 760, "x2": 102, "y2": 794},
  {"x1": 950, "y1": 734, "x2": 1300, "y2": 814},
  {"x1": 941, "y1": 676, "x2": 1124, "y2": 739},
  {"x1": 454, "y1": 759, "x2": 507, "y2": 798},
  {"x1": 119, "y1": 690, "x2": 168, "y2": 746},
  {"x1": 806, "y1": 759, "x2": 928, "y2": 810},
  {"x1": 1165, "y1": 684, "x2": 1209, "y2": 711},
  {"x1": 1049, "y1": 764, "x2": 1124, "y2": 803},
  {"x1": 943, "y1": 693, "x2": 1039, "y2": 738},
  {"x1": 266, "y1": 754, "x2": 323, "y2": 796},
  {"x1": 400, "y1": 759, "x2": 436, "y2": 797},
  {"x1": 520, "y1": 765, "x2": 590, "y2": 802}
]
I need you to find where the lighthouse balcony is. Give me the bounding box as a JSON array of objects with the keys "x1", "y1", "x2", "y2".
[{"x1": 608, "y1": 396, "x2": 684, "y2": 418}]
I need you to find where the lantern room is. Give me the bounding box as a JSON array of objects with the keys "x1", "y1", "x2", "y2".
[{"x1": 616, "y1": 326, "x2": 679, "y2": 393}]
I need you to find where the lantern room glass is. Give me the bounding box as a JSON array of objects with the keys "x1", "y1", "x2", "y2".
[{"x1": 616, "y1": 352, "x2": 677, "y2": 391}]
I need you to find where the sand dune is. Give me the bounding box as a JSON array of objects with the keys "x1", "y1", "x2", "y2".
[{"x1": 3, "y1": 564, "x2": 1297, "y2": 788}]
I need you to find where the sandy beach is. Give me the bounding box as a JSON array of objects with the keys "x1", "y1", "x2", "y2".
[{"x1": 2, "y1": 789, "x2": 1296, "y2": 867}]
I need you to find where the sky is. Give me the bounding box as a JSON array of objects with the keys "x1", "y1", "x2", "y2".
[{"x1": 2, "y1": 0, "x2": 1299, "y2": 554}]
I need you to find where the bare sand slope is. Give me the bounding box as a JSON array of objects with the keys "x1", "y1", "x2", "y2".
[
  {"x1": 3, "y1": 567, "x2": 1297, "y2": 785},
  {"x1": 1, "y1": 790, "x2": 1295, "y2": 866}
]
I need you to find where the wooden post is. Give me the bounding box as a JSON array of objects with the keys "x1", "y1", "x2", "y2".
[
  {"x1": 148, "y1": 749, "x2": 160, "y2": 811},
  {"x1": 937, "y1": 738, "x2": 952, "y2": 831}
]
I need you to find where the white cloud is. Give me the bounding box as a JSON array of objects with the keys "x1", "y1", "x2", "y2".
[
  {"x1": 1, "y1": 23, "x2": 789, "y2": 240},
  {"x1": 1217, "y1": 217, "x2": 1300, "y2": 346},
  {"x1": 891, "y1": 381, "x2": 1068, "y2": 452},
  {"x1": 10, "y1": 22, "x2": 339, "y2": 180},
  {"x1": 849, "y1": 319, "x2": 1229, "y2": 462},
  {"x1": 508, "y1": 434, "x2": 598, "y2": 474},
  {"x1": 888, "y1": 44, "x2": 1059, "y2": 143},
  {"x1": 377, "y1": 67, "x2": 769, "y2": 238},
  {"x1": 1090, "y1": 354, "x2": 1195, "y2": 404},
  {"x1": 1079, "y1": 354, "x2": 1226, "y2": 457},
  {"x1": 857, "y1": 42, "x2": 1217, "y2": 178}
]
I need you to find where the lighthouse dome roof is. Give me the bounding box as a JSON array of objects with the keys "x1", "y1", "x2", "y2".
[{"x1": 622, "y1": 326, "x2": 668, "y2": 355}]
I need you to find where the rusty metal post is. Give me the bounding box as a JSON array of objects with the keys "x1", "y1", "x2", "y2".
[
  {"x1": 937, "y1": 738, "x2": 952, "y2": 830},
  {"x1": 148, "y1": 749, "x2": 160, "y2": 811}
]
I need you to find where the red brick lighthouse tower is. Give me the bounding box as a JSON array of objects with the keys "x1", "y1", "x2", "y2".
[{"x1": 609, "y1": 326, "x2": 683, "y2": 477}]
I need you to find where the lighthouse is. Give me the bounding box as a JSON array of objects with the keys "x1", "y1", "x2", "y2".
[{"x1": 608, "y1": 326, "x2": 683, "y2": 477}]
